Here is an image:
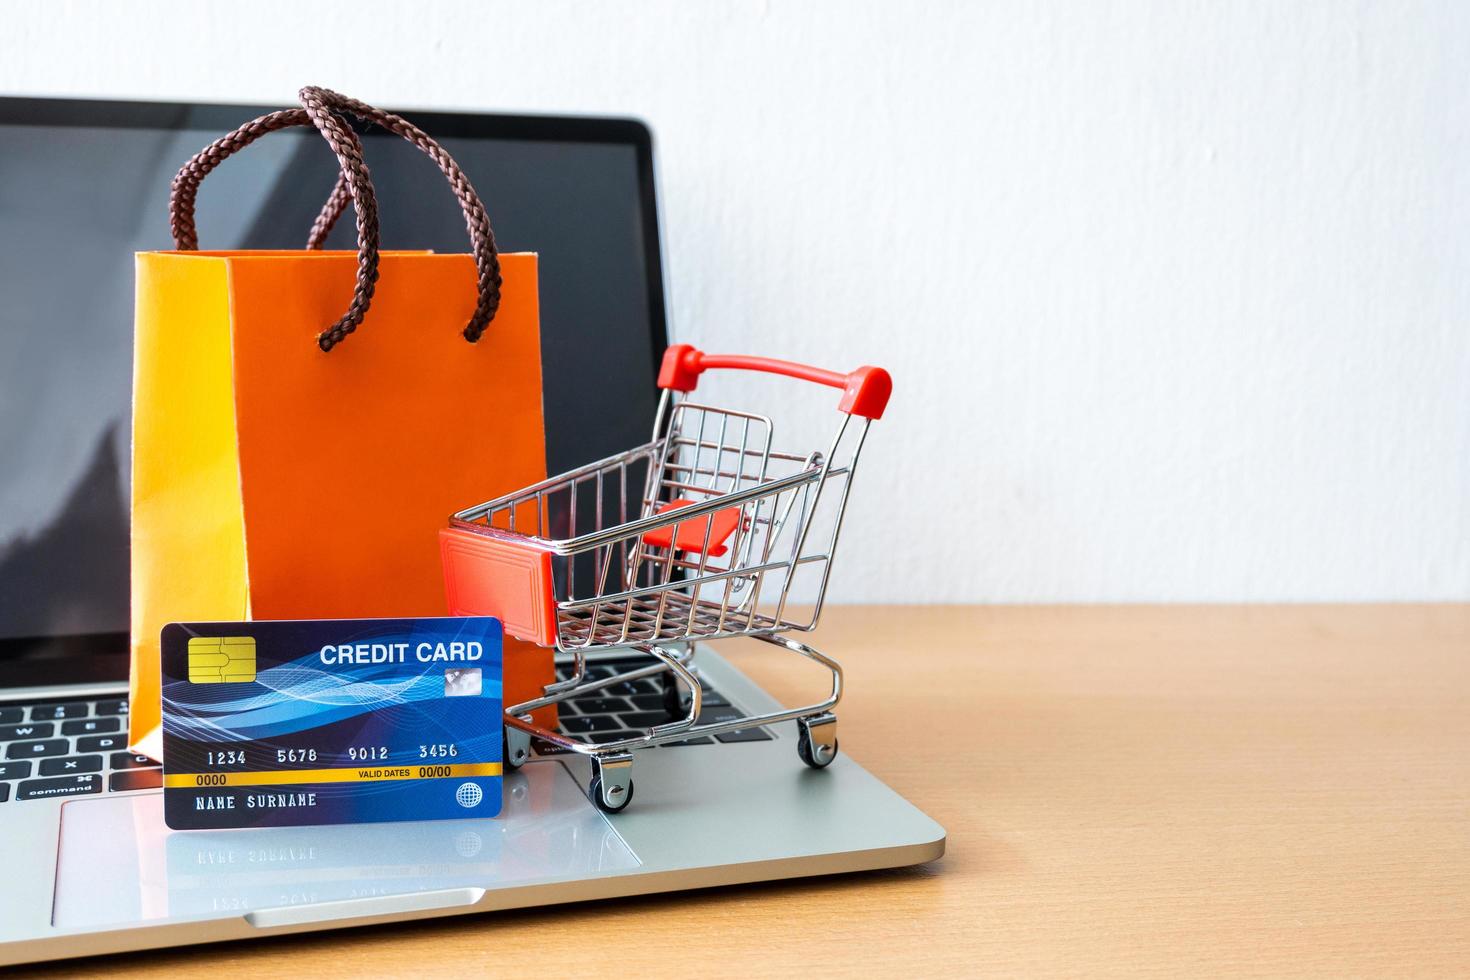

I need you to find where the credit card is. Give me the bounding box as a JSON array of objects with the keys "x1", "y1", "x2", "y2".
[{"x1": 161, "y1": 617, "x2": 503, "y2": 830}]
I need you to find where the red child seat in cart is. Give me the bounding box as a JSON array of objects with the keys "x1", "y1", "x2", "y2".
[
  {"x1": 439, "y1": 344, "x2": 891, "y2": 813},
  {"x1": 642, "y1": 499, "x2": 742, "y2": 557}
]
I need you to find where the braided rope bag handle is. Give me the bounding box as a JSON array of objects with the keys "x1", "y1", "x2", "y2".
[
  {"x1": 304, "y1": 90, "x2": 502, "y2": 343},
  {"x1": 168, "y1": 86, "x2": 501, "y2": 351}
]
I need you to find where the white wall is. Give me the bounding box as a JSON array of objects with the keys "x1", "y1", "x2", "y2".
[{"x1": 4, "y1": 0, "x2": 1468, "y2": 603}]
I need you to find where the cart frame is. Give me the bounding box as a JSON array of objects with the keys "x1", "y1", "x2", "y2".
[{"x1": 441, "y1": 344, "x2": 891, "y2": 811}]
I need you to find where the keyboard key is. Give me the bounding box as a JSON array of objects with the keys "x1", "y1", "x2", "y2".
[
  {"x1": 0, "y1": 761, "x2": 32, "y2": 780},
  {"x1": 621, "y1": 711, "x2": 671, "y2": 729},
  {"x1": 7, "y1": 739, "x2": 69, "y2": 759},
  {"x1": 696, "y1": 687, "x2": 730, "y2": 707},
  {"x1": 557, "y1": 661, "x2": 636, "y2": 683},
  {"x1": 698, "y1": 706, "x2": 745, "y2": 725},
  {"x1": 629, "y1": 693, "x2": 668, "y2": 712},
  {"x1": 62, "y1": 717, "x2": 120, "y2": 736},
  {"x1": 660, "y1": 735, "x2": 715, "y2": 747},
  {"x1": 79, "y1": 734, "x2": 128, "y2": 754},
  {"x1": 609, "y1": 679, "x2": 656, "y2": 696},
  {"x1": 610, "y1": 660, "x2": 649, "y2": 674},
  {"x1": 17, "y1": 774, "x2": 102, "y2": 801},
  {"x1": 39, "y1": 755, "x2": 104, "y2": 776},
  {"x1": 674, "y1": 687, "x2": 729, "y2": 709},
  {"x1": 29, "y1": 702, "x2": 88, "y2": 721},
  {"x1": 0, "y1": 783, "x2": 8, "y2": 802},
  {"x1": 0, "y1": 707, "x2": 22, "y2": 725},
  {"x1": 0, "y1": 723, "x2": 55, "y2": 741},
  {"x1": 699, "y1": 706, "x2": 773, "y2": 743},
  {"x1": 561, "y1": 715, "x2": 621, "y2": 734},
  {"x1": 714, "y1": 726, "x2": 772, "y2": 743},
  {"x1": 570, "y1": 696, "x2": 630, "y2": 715},
  {"x1": 94, "y1": 699, "x2": 129, "y2": 716},
  {"x1": 111, "y1": 752, "x2": 157, "y2": 770},
  {"x1": 110, "y1": 769, "x2": 162, "y2": 792}
]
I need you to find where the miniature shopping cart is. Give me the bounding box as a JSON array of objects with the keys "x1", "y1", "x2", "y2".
[{"x1": 439, "y1": 344, "x2": 891, "y2": 812}]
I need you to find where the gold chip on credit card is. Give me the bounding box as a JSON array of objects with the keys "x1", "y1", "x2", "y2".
[{"x1": 187, "y1": 635, "x2": 256, "y2": 683}]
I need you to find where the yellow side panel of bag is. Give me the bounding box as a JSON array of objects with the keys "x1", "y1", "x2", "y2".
[{"x1": 128, "y1": 252, "x2": 248, "y2": 755}]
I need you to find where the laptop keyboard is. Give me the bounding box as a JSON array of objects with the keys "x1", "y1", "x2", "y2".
[
  {"x1": 551, "y1": 657, "x2": 772, "y2": 748},
  {"x1": 0, "y1": 660, "x2": 767, "y2": 800},
  {"x1": 0, "y1": 697, "x2": 158, "y2": 803}
]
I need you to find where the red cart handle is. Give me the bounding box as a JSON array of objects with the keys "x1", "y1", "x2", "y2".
[{"x1": 657, "y1": 344, "x2": 892, "y2": 420}]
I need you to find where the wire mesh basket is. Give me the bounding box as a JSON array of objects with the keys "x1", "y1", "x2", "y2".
[{"x1": 441, "y1": 344, "x2": 891, "y2": 812}]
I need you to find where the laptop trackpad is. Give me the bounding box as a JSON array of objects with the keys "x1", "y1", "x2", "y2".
[{"x1": 53, "y1": 762, "x2": 639, "y2": 929}]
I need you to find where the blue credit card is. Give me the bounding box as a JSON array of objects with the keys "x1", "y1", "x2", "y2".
[{"x1": 161, "y1": 617, "x2": 503, "y2": 830}]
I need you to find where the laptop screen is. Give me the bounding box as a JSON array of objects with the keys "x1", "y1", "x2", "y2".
[{"x1": 0, "y1": 99, "x2": 667, "y2": 686}]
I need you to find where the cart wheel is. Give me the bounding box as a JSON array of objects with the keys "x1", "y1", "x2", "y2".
[
  {"x1": 503, "y1": 727, "x2": 531, "y2": 771},
  {"x1": 796, "y1": 713, "x2": 839, "y2": 769},
  {"x1": 588, "y1": 774, "x2": 634, "y2": 813},
  {"x1": 589, "y1": 753, "x2": 635, "y2": 813}
]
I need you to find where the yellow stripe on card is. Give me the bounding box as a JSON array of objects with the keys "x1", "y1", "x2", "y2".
[{"x1": 163, "y1": 762, "x2": 502, "y2": 788}]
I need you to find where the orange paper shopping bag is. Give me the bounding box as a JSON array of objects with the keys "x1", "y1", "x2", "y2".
[{"x1": 129, "y1": 88, "x2": 554, "y2": 755}]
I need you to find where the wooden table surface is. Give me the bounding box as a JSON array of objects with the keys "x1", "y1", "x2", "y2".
[{"x1": 28, "y1": 605, "x2": 1470, "y2": 977}]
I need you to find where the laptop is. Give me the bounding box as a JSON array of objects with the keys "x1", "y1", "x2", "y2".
[{"x1": 0, "y1": 96, "x2": 945, "y2": 967}]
